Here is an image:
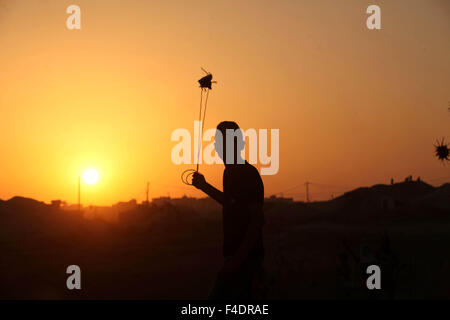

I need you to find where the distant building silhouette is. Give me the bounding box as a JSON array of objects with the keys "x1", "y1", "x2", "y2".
[
  {"x1": 404, "y1": 175, "x2": 413, "y2": 183},
  {"x1": 51, "y1": 200, "x2": 62, "y2": 208},
  {"x1": 266, "y1": 195, "x2": 294, "y2": 204}
]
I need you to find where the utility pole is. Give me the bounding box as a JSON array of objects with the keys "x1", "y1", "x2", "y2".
[
  {"x1": 146, "y1": 182, "x2": 150, "y2": 205},
  {"x1": 305, "y1": 181, "x2": 310, "y2": 203},
  {"x1": 78, "y1": 176, "x2": 81, "y2": 211}
]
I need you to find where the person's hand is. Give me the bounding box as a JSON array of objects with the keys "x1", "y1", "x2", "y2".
[
  {"x1": 218, "y1": 258, "x2": 241, "y2": 281},
  {"x1": 192, "y1": 172, "x2": 207, "y2": 190}
]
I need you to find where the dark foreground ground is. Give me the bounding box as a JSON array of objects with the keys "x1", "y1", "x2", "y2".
[{"x1": 1, "y1": 181, "x2": 449, "y2": 299}]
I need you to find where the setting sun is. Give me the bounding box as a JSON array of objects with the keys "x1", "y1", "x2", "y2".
[{"x1": 82, "y1": 169, "x2": 99, "y2": 185}]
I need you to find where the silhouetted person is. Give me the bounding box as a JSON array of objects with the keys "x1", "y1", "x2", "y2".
[
  {"x1": 378, "y1": 232, "x2": 398, "y2": 299},
  {"x1": 336, "y1": 252, "x2": 354, "y2": 299},
  {"x1": 192, "y1": 121, "x2": 265, "y2": 299},
  {"x1": 342, "y1": 238, "x2": 378, "y2": 299}
]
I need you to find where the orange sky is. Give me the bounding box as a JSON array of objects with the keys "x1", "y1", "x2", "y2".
[{"x1": 0, "y1": 0, "x2": 449, "y2": 205}]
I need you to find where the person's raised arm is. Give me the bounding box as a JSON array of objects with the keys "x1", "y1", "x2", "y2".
[{"x1": 192, "y1": 172, "x2": 223, "y2": 205}]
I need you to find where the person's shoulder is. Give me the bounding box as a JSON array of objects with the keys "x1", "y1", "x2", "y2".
[
  {"x1": 244, "y1": 161, "x2": 259, "y2": 173},
  {"x1": 245, "y1": 162, "x2": 263, "y2": 181}
]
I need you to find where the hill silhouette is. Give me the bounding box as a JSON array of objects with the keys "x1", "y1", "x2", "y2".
[
  {"x1": 1, "y1": 196, "x2": 48, "y2": 212},
  {"x1": 303, "y1": 181, "x2": 449, "y2": 222},
  {"x1": 1, "y1": 180, "x2": 449, "y2": 299}
]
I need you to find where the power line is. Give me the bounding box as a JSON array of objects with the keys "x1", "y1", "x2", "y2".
[{"x1": 272, "y1": 181, "x2": 352, "y2": 196}]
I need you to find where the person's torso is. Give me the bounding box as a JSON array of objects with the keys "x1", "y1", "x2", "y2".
[{"x1": 222, "y1": 162, "x2": 264, "y2": 258}]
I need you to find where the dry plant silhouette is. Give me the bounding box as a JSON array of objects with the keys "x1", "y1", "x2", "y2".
[
  {"x1": 434, "y1": 137, "x2": 449, "y2": 162},
  {"x1": 434, "y1": 106, "x2": 450, "y2": 162}
]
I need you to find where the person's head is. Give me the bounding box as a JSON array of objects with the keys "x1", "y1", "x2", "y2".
[{"x1": 214, "y1": 121, "x2": 245, "y2": 165}]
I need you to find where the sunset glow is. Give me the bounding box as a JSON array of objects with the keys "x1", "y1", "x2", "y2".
[
  {"x1": 0, "y1": 0, "x2": 448, "y2": 205},
  {"x1": 82, "y1": 169, "x2": 99, "y2": 185}
]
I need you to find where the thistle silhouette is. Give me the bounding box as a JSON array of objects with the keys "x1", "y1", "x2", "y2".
[
  {"x1": 433, "y1": 104, "x2": 450, "y2": 163},
  {"x1": 434, "y1": 137, "x2": 449, "y2": 162}
]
